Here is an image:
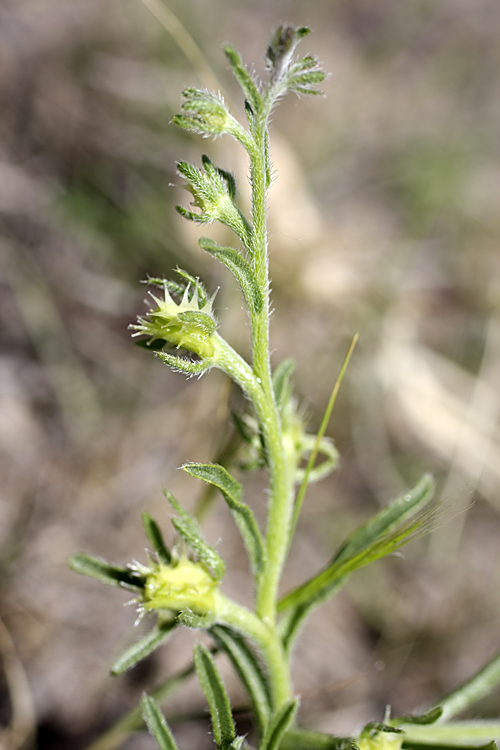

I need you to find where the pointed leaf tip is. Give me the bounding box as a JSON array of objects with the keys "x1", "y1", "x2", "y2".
[
  {"x1": 183, "y1": 462, "x2": 264, "y2": 578},
  {"x1": 69, "y1": 554, "x2": 145, "y2": 589},
  {"x1": 142, "y1": 513, "x2": 171, "y2": 565},
  {"x1": 111, "y1": 620, "x2": 177, "y2": 676},
  {"x1": 165, "y1": 489, "x2": 225, "y2": 581},
  {"x1": 141, "y1": 695, "x2": 180, "y2": 750}
]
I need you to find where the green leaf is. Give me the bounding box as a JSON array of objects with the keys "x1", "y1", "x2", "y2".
[
  {"x1": 288, "y1": 68, "x2": 326, "y2": 96},
  {"x1": 156, "y1": 351, "x2": 212, "y2": 377},
  {"x1": 290, "y1": 55, "x2": 321, "y2": 73},
  {"x1": 210, "y1": 625, "x2": 272, "y2": 736},
  {"x1": 194, "y1": 644, "x2": 235, "y2": 750},
  {"x1": 142, "y1": 513, "x2": 171, "y2": 565},
  {"x1": 202, "y1": 154, "x2": 237, "y2": 201},
  {"x1": 360, "y1": 723, "x2": 404, "y2": 738},
  {"x1": 232, "y1": 412, "x2": 254, "y2": 444},
  {"x1": 199, "y1": 238, "x2": 263, "y2": 313},
  {"x1": 288, "y1": 54, "x2": 326, "y2": 85},
  {"x1": 84, "y1": 655, "x2": 212, "y2": 750},
  {"x1": 333, "y1": 474, "x2": 435, "y2": 565},
  {"x1": 272, "y1": 358, "x2": 295, "y2": 412},
  {"x1": 278, "y1": 474, "x2": 436, "y2": 650},
  {"x1": 224, "y1": 45, "x2": 262, "y2": 116},
  {"x1": 141, "y1": 695, "x2": 180, "y2": 750},
  {"x1": 281, "y1": 474, "x2": 436, "y2": 613},
  {"x1": 165, "y1": 490, "x2": 225, "y2": 581},
  {"x1": 392, "y1": 708, "x2": 443, "y2": 727},
  {"x1": 183, "y1": 463, "x2": 265, "y2": 578},
  {"x1": 176, "y1": 161, "x2": 251, "y2": 249},
  {"x1": 291, "y1": 71, "x2": 326, "y2": 86},
  {"x1": 111, "y1": 620, "x2": 177, "y2": 676},
  {"x1": 177, "y1": 608, "x2": 215, "y2": 629},
  {"x1": 69, "y1": 554, "x2": 145, "y2": 590},
  {"x1": 259, "y1": 699, "x2": 298, "y2": 750},
  {"x1": 142, "y1": 276, "x2": 185, "y2": 296}
]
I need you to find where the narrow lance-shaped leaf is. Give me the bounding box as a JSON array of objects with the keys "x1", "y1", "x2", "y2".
[
  {"x1": 141, "y1": 695, "x2": 180, "y2": 750},
  {"x1": 287, "y1": 69, "x2": 326, "y2": 96},
  {"x1": 111, "y1": 620, "x2": 177, "y2": 677},
  {"x1": 278, "y1": 474, "x2": 436, "y2": 650},
  {"x1": 210, "y1": 624, "x2": 272, "y2": 737},
  {"x1": 156, "y1": 351, "x2": 212, "y2": 377},
  {"x1": 69, "y1": 554, "x2": 145, "y2": 590},
  {"x1": 391, "y1": 707, "x2": 443, "y2": 727},
  {"x1": 142, "y1": 276, "x2": 186, "y2": 297},
  {"x1": 177, "y1": 609, "x2": 215, "y2": 629},
  {"x1": 333, "y1": 473, "x2": 435, "y2": 565},
  {"x1": 165, "y1": 490, "x2": 225, "y2": 581},
  {"x1": 280, "y1": 474, "x2": 436, "y2": 614},
  {"x1": 199, "y1": 238, "x2": 263, "y2": 313},
  {"x1": 272, "y1": 358, "x2": 295, "y2": 412},
  {"x1": 259, "y1": 699, "x2": 298, "y2": 750},
  {"x1": 142, "y1": 513, "x2": 171, "y2": 565},
  {"x1": 183, "y1": 462, "x2": 265, "y2": 579},
  {"x1": 201, "y1": 154, "x2": 238, "y2": 201},
  {"x1": 176, "y1": 158, "x2": 252, "y2": 250},
  {"x1": 224, "y1": 45, "x2": 262, "y2": 116},
  {"x1": 194, "y1": 643, "x2": 235, "y2": 750}
]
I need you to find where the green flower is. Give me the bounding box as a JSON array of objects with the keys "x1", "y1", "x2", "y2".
[
  {"x1": 141, "y1": 556, "x2": 219, "y2": 616},
  {"x1": 131, "y1": 283, "x2": 218, "y2": 360}
]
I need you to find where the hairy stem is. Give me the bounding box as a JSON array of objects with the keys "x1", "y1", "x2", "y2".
[
  {"x1": 248, "y1": 118, "x2": 295, "y2": 630},
  {"x1": 215, "y1": 592, "x2": 291, "y2": 709}
]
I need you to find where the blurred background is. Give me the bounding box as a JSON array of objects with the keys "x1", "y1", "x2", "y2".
[{"x1": 1, "y1": 0, "x2": 500, "y2": 748}]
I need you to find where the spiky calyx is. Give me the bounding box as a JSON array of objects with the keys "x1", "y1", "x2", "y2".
[{"x1": 131, "y1": 283, "x2": 218, "y2": 361}]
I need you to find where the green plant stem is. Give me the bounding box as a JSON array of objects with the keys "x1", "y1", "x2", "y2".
[
  {"x1": 400, "y1": 721, "x2": 500, "y2": 746},
  {"x1": 215, "y1": 591, "x2": 291, "y2": 709},
  {"x1": 432, "y1": 649, "x2": 500, "y2": 723},
  {"x1": 249, "y1": 117, "x2": 294, "y2": 635}
]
